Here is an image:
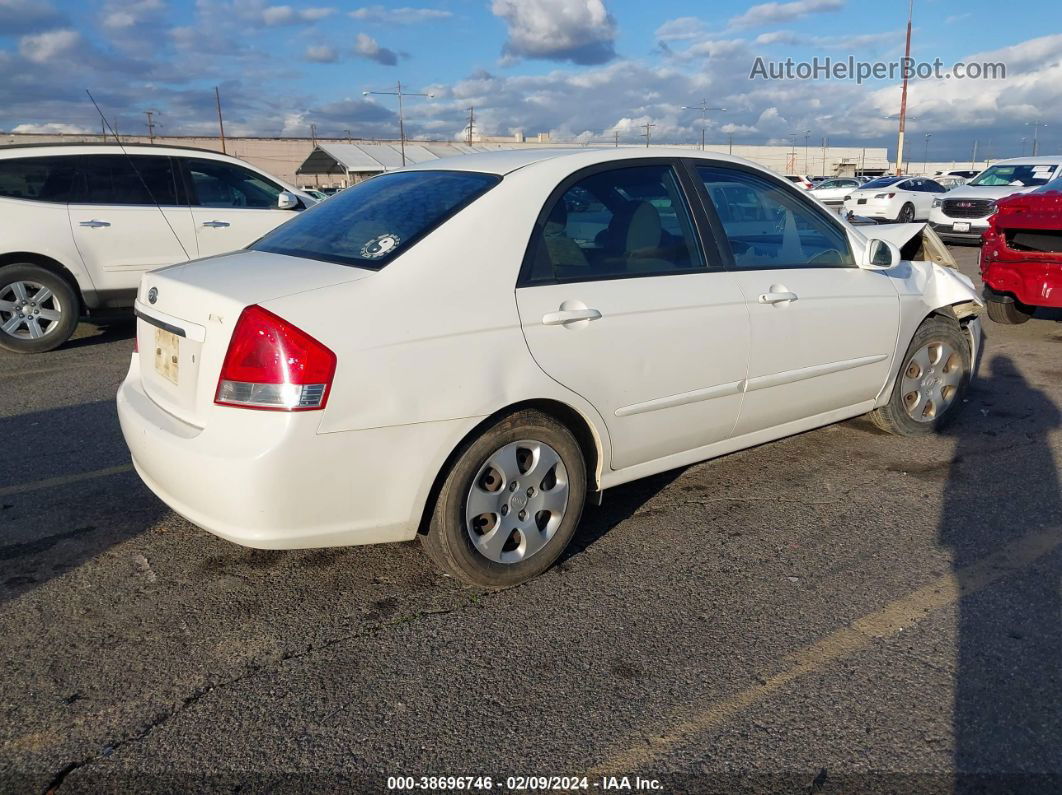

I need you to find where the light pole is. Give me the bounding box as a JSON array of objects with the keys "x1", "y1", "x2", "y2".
[
  {"x1": 895, "y1": 0, "x2": 914, "y2": 175},
  {"x1": 363, "y1": 81, "x2": 434, "y2": 166},
  {"x1": 641, "y1": 121, "x2": 655, "y2": 148},
  {"x1": 922, "y1": 132, "x2": 932, "y2": 173},
  {"x1": 1026, "y1": 121, "x2": 1047, "y2": 157},
  {"x1": 788, "y1": 130, "x2": 809, "y2": 173},
  {"x1": 886, "y1": 114, "x2": 917, "y2": 173},
  {"x1": 681, "y1": 99, "x2": 726, "y2": 150}
]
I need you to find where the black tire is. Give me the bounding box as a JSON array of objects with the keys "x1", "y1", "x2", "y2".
[
  {"x1": 0, "y1": 263, "x2": 79, "y2": 354},
  {"x1": 869, "y1": 316, "x2": 971, "y2": 436},
  {"x1": 897, "y1": 203, "x2": 916, "y2": 223},
  {"x1": 985, "y1": 298, "x2": 1033, "y2": 325},
  {"x1": 420, "y1": 409, "x2": 587, "y2": 587}
]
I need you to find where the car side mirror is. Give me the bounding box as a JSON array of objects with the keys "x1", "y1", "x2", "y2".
[
  {"x1": 864, "y1": 238, "x2": 900, "y2": 269},
  {"x1": 277, "y1": 191, "x2": 300, "y2": 210}
]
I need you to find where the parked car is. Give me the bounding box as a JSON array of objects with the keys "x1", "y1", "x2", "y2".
[
  {"x1": 929, "y1": 157, "x2": 1061, "y2": 245},
  {"x1": 810, "y1": 177, "x2": 863, "y2": 207},
  {"x1": 0, "y1": 143, "x2": 316, "y2": 353},
  {"x1": 784, "y1": 174, "x2": 814, "y2": 190},
  {"x1": 933, "y1": 176, "x2": 968, "y2": 191},
  {"x1": 117, "y1": 148, "x2": 982, "y2": 587},
  {"x1": 842, "y1": 175, "x2": 948, "y2": 222},
  {"x1": 303, "y1": 189, "x2": 329, "y2": 201},
  {"x1": 934, "y1": 169, "x2": 981, "y2": 181},
  {"x1": 980, "y1": 177, "x2": 1062, "y2": 324}
]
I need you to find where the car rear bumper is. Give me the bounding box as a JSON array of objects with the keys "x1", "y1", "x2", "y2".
[
  {"x1": 117, "y1": 355, "x2": 472, "y2": 549},
  {"x1": 981, "y1": 262, "x2": 1062, "y2": 308}
]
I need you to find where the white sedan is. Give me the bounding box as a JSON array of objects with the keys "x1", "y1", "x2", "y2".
[
  {"x1": 842, "y1": 176, "x2": 948, "y2": 222},
  {"x1": 118, "y1": 148, "x2": 982, "y2": 587},
  {"x1": 810, "y1": 177, "x2": 863, "y2": 207}
]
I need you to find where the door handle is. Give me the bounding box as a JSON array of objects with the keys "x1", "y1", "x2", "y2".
[
  {"x1": 201, "y1": 220, "x2": 231, "y2": 228},
  {"x1": 542, "y1": 307, "x2": 602, "y2": 326},
  {"x1": 758, "y1": 291, "x2": 798, "y2": 304},
  {"x1": 78, "y1": 220, "x2": 110, "y2": 228}
]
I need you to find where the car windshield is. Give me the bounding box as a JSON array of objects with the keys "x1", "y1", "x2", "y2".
[
  {"x1": 860, "y1": 176, "x2": 903, "y2": 190},
  {"x1": 253, "y1": 170, "x2": 499, "y2": 268},
  {"x1": 968, "y1": 164, "x2": 1058, "y2": 187}
]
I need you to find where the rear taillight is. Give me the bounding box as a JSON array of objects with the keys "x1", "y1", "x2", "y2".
[{"x1": 215, "y1": 305, "x2": 336, "y2": 411}]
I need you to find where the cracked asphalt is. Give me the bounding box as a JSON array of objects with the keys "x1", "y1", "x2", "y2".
[{"x1": 1, "y1": 246, "x2": 1060, "y2": 793}]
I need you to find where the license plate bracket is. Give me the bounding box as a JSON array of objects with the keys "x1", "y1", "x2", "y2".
[
  {"x1": 953, "y1": 222, "x2": 971, "y2": 232},
  {"x1": 154, "y1": 328, "x2": 179, "y2": 385}
]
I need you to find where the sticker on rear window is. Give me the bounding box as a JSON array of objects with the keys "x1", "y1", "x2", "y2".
[{"x1": 360, "y1": 233, "x2": 400, "y2": 259}]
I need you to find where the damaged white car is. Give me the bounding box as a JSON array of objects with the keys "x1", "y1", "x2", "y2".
[{"x1": 118, "y1": 149, "x2": 983, "y2": 587}]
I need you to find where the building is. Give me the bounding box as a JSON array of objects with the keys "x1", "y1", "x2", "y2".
[{"x1": 1, "y1": 131, "x2": 891, "y2": 188}]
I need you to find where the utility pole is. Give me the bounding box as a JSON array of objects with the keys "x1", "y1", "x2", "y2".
[
  {"x1": 821, "y1": 136, "x2": 828, "y2": 176},
  {"x1": 614, "y1": 129, "x2": 619, "y2": 148},
  {"x1": 1026, "y1": 121, "x2": 1047, "y2": 157},
  {"x1": 803, "y1": 130, "x2": 810, "y2": 173},
  {"x1": 971, "y1": 140, "x2": 978, "y2": 170},
  {"x1": 143, "y1": 110, "x2": 159, "y2": 143},
  {"x1": 466, "y1": 106, "x2": 475, "y2": 146},
  {"x1": 922, "y1": 132, "x2": 932, "y2": 172},
  {"x1": 310, "y1": 123, "x2": 318, "y2": 146},
  {"x1": 214, "y1": 86, "x2": 227, "y2": 154},
  {"x1": 345, "y1": 129, "x2": 351, "y2": 143},
  {"x1": 363, "y1": 81, "x2": 434, "y2": 167},
  {"x1": 681, "y1": 99, "x2": 726, "y2": 150},
  {"x1": 641, "y1": 121, "x2": 655, "y2": 148},
  {"x1": 728, "y1": 133, "x2": 733, "y2": 154},
  {"x1": 895, "y1": 0, "x2": 914, "y2": 175}
]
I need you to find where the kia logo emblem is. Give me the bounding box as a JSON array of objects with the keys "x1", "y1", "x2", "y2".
[{"x1": 148, "y1": 287, "x2": 158, "y2": 304}]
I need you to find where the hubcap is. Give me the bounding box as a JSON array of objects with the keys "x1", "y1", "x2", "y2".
[
  {"x1": 465, "y1": 440, "x2": 569, "y2": 564},
  {"x1": 900, "y1": 340, "x2": 963, "y2": 422},
  {"x1": 0, "y1": 280, "x2": 63, "y2": 340}
]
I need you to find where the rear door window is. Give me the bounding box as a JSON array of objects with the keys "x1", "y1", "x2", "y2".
[
  {"x1": 72, "y1": 155, "x2": 182, "y2": 205},
  {"x1": 0, "y1": 156, "x2": 78, "y2": 202},
  {"x1": 252, "y1": 170, "x2": 499, "y2": 268}
]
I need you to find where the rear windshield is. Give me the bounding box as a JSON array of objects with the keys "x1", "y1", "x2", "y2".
[
  {"x1": 253, "y1": 169, "x2": 499, "y2": 268},
  {"x1": 969, "y1": 164, "x2": 1058, "y2": 187},
  {"x1": 860, "y1": 176, "x2": 903, "y2": 190}
]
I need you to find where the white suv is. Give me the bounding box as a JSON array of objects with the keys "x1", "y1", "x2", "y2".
[
  {"x1": 928, "y1": 157, "x2": 1060, "y2": 245},
  {"x1": 0, "y1": 143, "x2": 315, "y2": 353}
]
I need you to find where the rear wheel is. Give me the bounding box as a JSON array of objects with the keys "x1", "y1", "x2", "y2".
[
  {"x1": 0, "y1": 264, "x2": 79, "y2": 354},
  {"x1": 869, "y1": 316, "x2": 971, "y2": 436},
  {"x1": 420, "y1": 410, "x2": 586, "y2": 587},
  {"x1": 897, "y1": 203, "x2": 916, "y2": 223},
  {"x1": 985, "y1": 298, "x2": 1033, "y2": 325}
]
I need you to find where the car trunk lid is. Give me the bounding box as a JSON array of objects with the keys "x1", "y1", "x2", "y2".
[{"x1": 134, "y1": 250, "x2": 371, "y2": 428}]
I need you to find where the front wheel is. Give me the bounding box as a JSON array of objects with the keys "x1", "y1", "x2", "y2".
[
  {"x1": 420, "y1": 410, "x2": 587, "y2": 587},
  {"x1": 0, "y1": 264, "x2": 79, "y2": 354},
  {"x1": 869, "y1": 316, "x2": 971, "y2": 436}
]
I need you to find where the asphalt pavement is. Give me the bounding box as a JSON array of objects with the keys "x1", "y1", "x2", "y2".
[{"x1": 1, "y1": 246, "x2": 1060, "y2": 793}]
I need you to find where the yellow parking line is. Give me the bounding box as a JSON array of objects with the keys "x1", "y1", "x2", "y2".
[
  {"x1": 589, "y1": 525, "x2": 1062, "y2": 776},
  {"x1": 0, "y1": 464, "x2": 134, "y2": 498}
]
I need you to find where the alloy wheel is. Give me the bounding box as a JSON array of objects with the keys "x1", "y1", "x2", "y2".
[{"x1": 0, "y1": 280, "x2": 63, "y2": 340}]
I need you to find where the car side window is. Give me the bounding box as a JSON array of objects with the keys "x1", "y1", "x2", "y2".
[
  {"x1": 185, "y1": 158, "x2": 283, "y2": 209},
  {"x1": 72, "y1": 155, "x2": 181, "y2": 205},
  {"x1": 0, "y1": 156, "x2": 78, "y2": 203},
  {"x1": 697, "y1": 166, "x2": 855, "y2": 269},
  {"x1": 525, "y1": 164, "x2": 705, "y2": 284},
  {"x1": 922, "y1": 179, "x2": 945, "y2": 193}
]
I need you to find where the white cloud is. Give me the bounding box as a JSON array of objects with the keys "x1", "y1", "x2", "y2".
[
  {"x1": 261, "y1": 4, "x2": 334, "y2": 25},
  {"x1": 304, "y1": 44, "x2": 338, "y2": 63},
  {"x1": 102, "y1": 0, "x2": 164, "y2": 29},
  {"x1": 349, "y1": 5, "x2": 453, "y2": 24},
  {"x1": 18, "y1": 28, "x2": 80, "y2": 62},
  {"x1": 654, "y1": 17, "x2": 710, "y2": 42},
  {"x1": 729, "y1": 0, "x2": 844, "y2": 29},
  {"x1": 353, "y1": 33, "x2": 398, "y2": 66},
  {"x1": 11, "y1": 122, "x2": 92, "y2": 134},
  {"x1": 755, "y1": 29, "x2": 897, "y2": 49},
  {"x1": 492, "y1": 0, "x2": 617, "y2": 65}
]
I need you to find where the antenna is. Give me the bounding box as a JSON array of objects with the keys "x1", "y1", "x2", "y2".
[{"x1": 86, "y1": 89, "x2": 190, "y2": 262}]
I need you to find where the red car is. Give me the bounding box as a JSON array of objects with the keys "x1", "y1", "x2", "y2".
[{"x1": 980, "y1": 180, "x2": 1062, "y2": 324}]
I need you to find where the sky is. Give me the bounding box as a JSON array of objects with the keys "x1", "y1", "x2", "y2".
[{"x1": 1, "y1": 0, "x2": 1060, "y2": 161}]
